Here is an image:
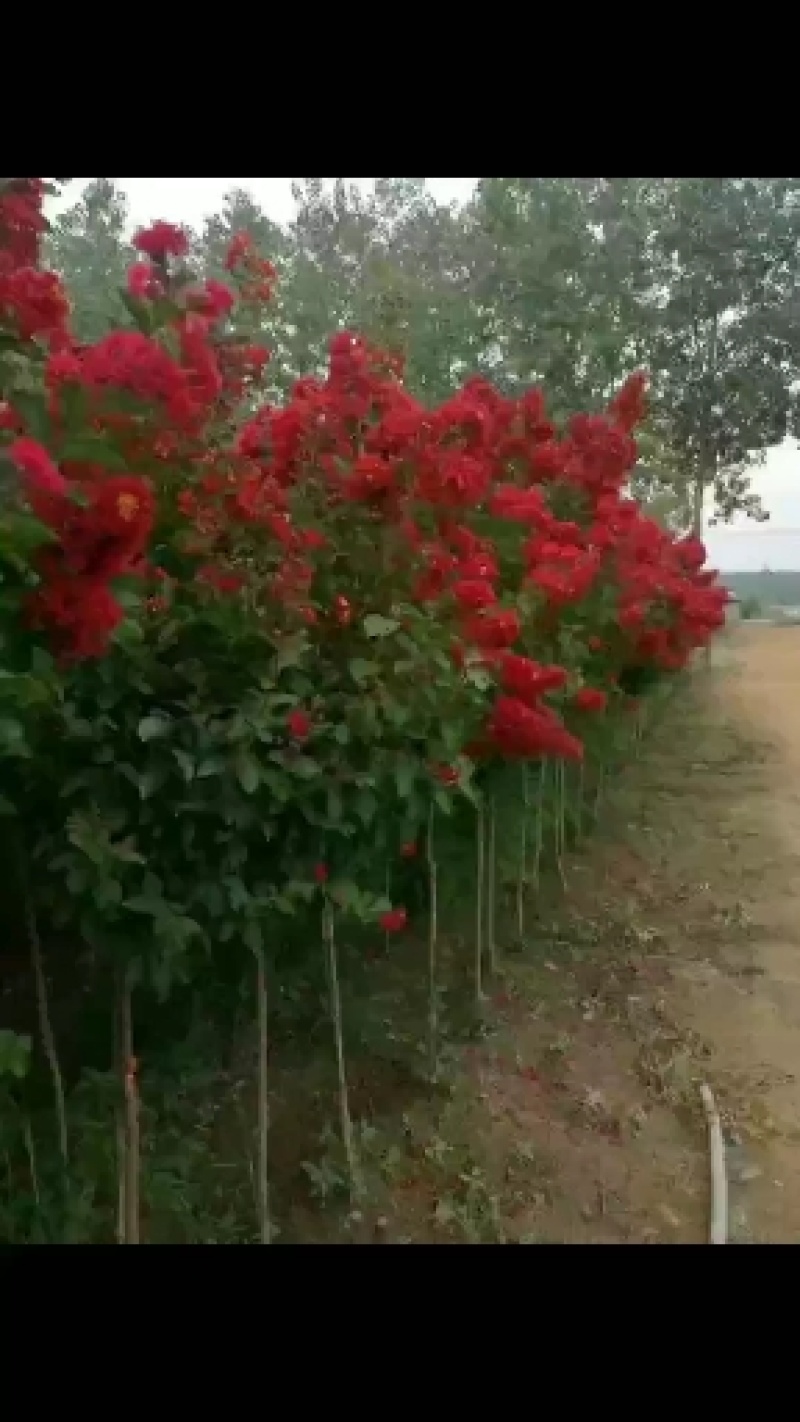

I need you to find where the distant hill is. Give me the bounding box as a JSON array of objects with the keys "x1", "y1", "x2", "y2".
[{"x1": 722, "y1": 570, "x2": 800, "y2": 606}]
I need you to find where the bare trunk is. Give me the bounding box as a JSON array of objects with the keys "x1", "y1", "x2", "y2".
[
  {"x1": 20, "y1": 858, "x2": 68, "y2": 1166},
  {"x1": 120, "y1": 974, "x2": 140, "y2": 1245},
  {"x1": 256, "y1": 956, "x2": 271, "y2": 1243},
  {"x1": 475, "y1": 804, "x2": 485, "y2": 1003},
  {"x1": 426, "y1": 805, "x2": 439, "y2": 1084},
  {"x1": 322, "y1": 905, "x2": 361, "y2": 1199},
  {"x1": 692, "y1": 475, "x2": 704, "y2": 540}
]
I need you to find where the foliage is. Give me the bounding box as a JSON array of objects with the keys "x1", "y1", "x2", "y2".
[
  {"x1": 44, "y1": 179, "x2": 133, "y2": 342},
  {"x1": 640, "y1": 178, "x2": 800, "y2": 523}
]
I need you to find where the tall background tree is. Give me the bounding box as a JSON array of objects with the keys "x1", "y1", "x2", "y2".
[
  {"x1": 44, "y1": 178, "x2": 132, "y2": 342},
  {"x1": 640, "y1": 177, "x2": 800, "y2": 531}
]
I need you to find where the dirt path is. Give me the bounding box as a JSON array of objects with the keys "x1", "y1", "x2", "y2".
[
  {"x1": 666, "y1": 627, "x2": 800, "y2": 1242},
  {"x1": 370, "y1": 625, "x2": 800, "y2": 1244}
]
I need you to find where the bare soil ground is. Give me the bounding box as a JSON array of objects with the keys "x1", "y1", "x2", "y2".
[{"x1": 264, "y1": 624, "x2": 800, "y2": 1244}]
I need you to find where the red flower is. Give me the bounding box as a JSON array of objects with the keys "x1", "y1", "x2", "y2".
[
  {"x1": 192, "y1": 279, "x2": 235, "y2": 321},
  {"x1": 8, "y1": 437, "x2": 67, "y2": 497},
  {"x1": 608, "y1": 371, "x2": 648, "y2": 433},
  {"x1": 500, "y1": 653, "x2": 567, "y2": 703},
  {"x1": 126, "y1": 263, "x2": 160, "y2": 300},
  {"x1": 287, "y1": 709, "x2": 312, "y2": 741},
  {"x1": 333, "y1": 595, "x2": 352, "y2": 627},
  {"x1": 487, "y1": 696, "x2": 583, "y2": 762},
  {"x1": 0, "y1": 401, "x2": 21, "y2": 432},
  {"x1": 133, "y1": 221, "x2": 188, "y2": 261},
  {"x1": 464, "y1": 607, "x2": 521, "y2": 650},
  {"x1": 453, "y1": 579, "x2": 497, "y2": 611},
  {"x1": 0, "y1": 267, "x2": 69, "y2": 341},
  {"x1": 574, "y1": 686, "x2": 608, "y2": 713},
  {"x1": 47, "y1": 476, "x2": 155, "y2": 581},
  {"x1": 224, "y1": 232, "x2": 254, "y2": 271},
  {"x1": 314, "y1": 863, "x2": 329, "y2": 884},
  {"x1": 197, "y1": 564, "x2": 245, "y2": 596},
  {"x1": 400, "y1": 841, "x2": 418, "y2": 859},
  {"x1": 25, "y1": 576, "x2": 123, "y2": 661},
  {"x1": 433, "y1": 764, "x2": 460, "y2": 787},
  {"x1": 379, "y1": 907, "x2": 408, "y2": 934},
  {"x1": 342, "y1": 454, "x2": 395, "y2": 501}
]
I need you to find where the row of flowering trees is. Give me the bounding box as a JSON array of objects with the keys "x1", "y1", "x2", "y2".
[{"x1": 0, "y1": 179, "x2": 728, "y2": 1241}]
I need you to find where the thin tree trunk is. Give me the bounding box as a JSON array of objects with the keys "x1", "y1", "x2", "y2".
[
  {"x1": 693, "y1": 475, "x2": 712, "y2": 668},
  {"x1": 426, "y1": 805, "x2": 439, "y2": 1084},
  {"x1": 120, "y1": 973, "x2": 140, "y2": 1245},
  {"x1": 555, "y1": 761, "x2": 567, "y2": 888},
  {"x1": 256, "y1": 955, "x2": 271, "y2": 1243},
  {"x1": 22, "y1": 1116, "x2": 41, "y2": 1211},
  {"x1": 532, "y1": 760, "x2": 546, "y2": 889},
  {"x1": 487, "y1": 796, "x2": 497, "y2": 973},
  {"x1": 322, "y1": 904, "x2": 361, "y2": 1199},
  {"x1": 475, "y1": 802, "x2": 485, "y2": 1003},
  {"x1": 692, "y1": 474, "x2": 705, "y2": 541},
  {"x1": 20, "y1": 857, "x2": 68, "y2": 1166},
  {"x1": 516, "y1": 767, "x2": 529, "y2": 938}
]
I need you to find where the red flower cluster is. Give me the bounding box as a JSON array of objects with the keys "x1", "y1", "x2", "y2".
[
  {"x1": 204, "y1": 328, "x2": 725, "y2": 763},
  {"x1": 1, "y1": 185, "x2": 728, "y2": 742},
  {"x1": 0, "y1": 181, "x2": 69, "y2": 347},
  {"x1": 133, "y1": 221, "x2": 189, "y2": 262},
  {"x1": 574, "y1": 686, "x2": 608, "y2": 714},
  {"x1": 379, "y1": 907, "x2": 408, "y2": 934},
  {"x1": 0, "y1": 179, "x2": 47, "y2": 268}
]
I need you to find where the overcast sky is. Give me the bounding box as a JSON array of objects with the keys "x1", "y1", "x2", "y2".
[{"x1": 55, "y1": 179, "x2": 800, "y2": 570}]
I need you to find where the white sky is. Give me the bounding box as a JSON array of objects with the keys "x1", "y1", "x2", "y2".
[
  {"x1": 55, "y1": 177, "x2": 478, "y2": 230},
  {"x1": 53, "y1": 179, "x2": 800, "y2": 569}
]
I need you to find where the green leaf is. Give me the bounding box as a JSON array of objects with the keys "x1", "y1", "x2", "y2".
[
  {"x1": 8, "y1": 392, "x2": 51, "y2": 444},
  {"x1": 331, "y1": 879, "x2": 360, "y2": 911},
  {"x1": 243, "y1": 920, "x2": 263, "y2": 954},
  {"x1": 287, "y1": 755, "x2": 321, "y2": 779},
  {"x1": 354, "y1": 789, "x2": 378, "y2": 826},
  {"x1": 273, "y1": 636, "x2": 309, "y2": 673},
  {"x1": 173, "y1": 748, "x2": 195, "y2": 783},
  {"x1": 120, "y1": 290, "x2": 154, "y2": 334},
  {"x1": 349, "y1": 658, "x2": 379, "y2": 683},
  {"x1": 59, "y1": 434, "x2": 128, "y2": 469},
  {"x1": 235, "y1": 751, "x2": 261, "y2": 795},
  {"x1": 394, "y1": 760, "x2": 416, "y2": 800},
  {"x1": 0, "y1": 1030, "x2": 31, "y2": 1080},
  {"x1": 196, "y1": 758, "x2": 223, "y2": 779},
  {"x1": 137, "y1": 767, "x2": 164, "y2": 800},
  {"x1": 0, "y1": 716, "x2": 24, "y2": 747},
  {"x1": 111, "y1": 837, "x2": 145, "y2": 865},
  {"x1": 60, "y1": 381, "x2": 90, "y2": 428},
  {"x1": 138, "y1": 714, "x2": 170, "y2": 742},
  {"x1": 363, "y1": 614, "x2": 400, "y2": 639},
  {"x1": 433, "y1": 788, "x2": 454, "y2": 816},
  {"x1": 124, "y1": 895, "x2": 166, "y2": 917}
]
